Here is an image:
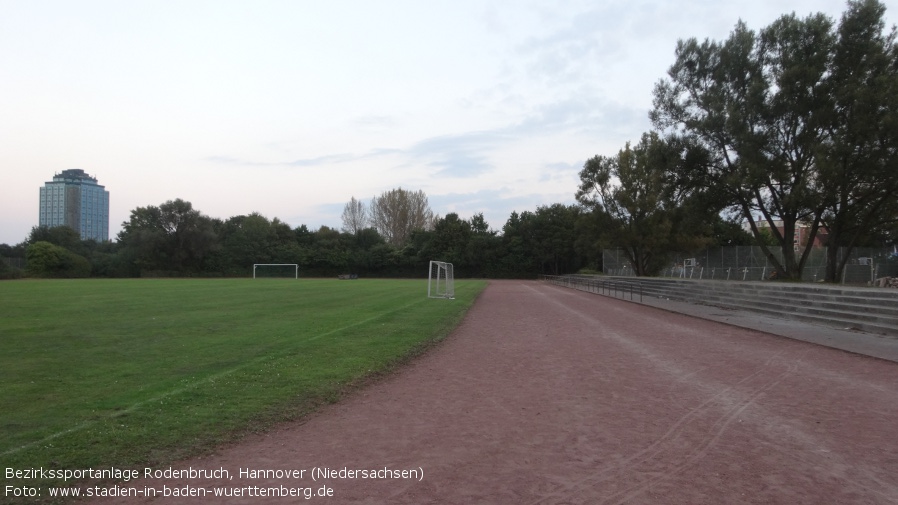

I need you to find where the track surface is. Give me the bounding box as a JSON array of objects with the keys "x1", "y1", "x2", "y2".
[{"x1": 94, "y1": 280, "x2": 898, "y2": 504}]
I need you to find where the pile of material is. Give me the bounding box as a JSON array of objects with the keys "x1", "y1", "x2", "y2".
[{"x1": 874, "y1": 276, "x2": 898, "y2": 288}]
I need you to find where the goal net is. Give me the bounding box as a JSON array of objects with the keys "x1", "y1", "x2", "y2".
[
  {"x1": 427, "y1": 261, "x2": 454, "y2": 299},
  {"x1": 253, "y1": 264, "x2": 298, "y2": 279}
]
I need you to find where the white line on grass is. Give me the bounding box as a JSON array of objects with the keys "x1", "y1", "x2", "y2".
[{"x1": 2, "y1": 298, "x2": 427, "y2": 458}]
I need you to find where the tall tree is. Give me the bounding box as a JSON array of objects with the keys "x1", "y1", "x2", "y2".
[
  {"x1": 428, "y1": 213, "x2": 472, "y2": 266},
  {"x1": 530, "y1": 204, "x2": 583, "y2": 275},
  {"x1": 501, "y1": 210, "x2": 540, "y2": 277},
  {"x1": 341, "y1": 196, "x2": 369, "y2": 234},
  {"x1": 369, "y1": 188, "x2": 435, "y2": 247},
  {"x1": 818, "y1": 0, "x2": 898, "y2": 281},
  {"x1": 577, "y1": 132, "x2": 712, "y2": 276},
  {"x1": 652, "y1": 12, "x2": 836, "y2": 279},
  {"x1": 118, "y1": 199, "x2": 218, "y2": 274},
  {"x1": 216, "y1": 213, "x2": 297, "y2": 272}
]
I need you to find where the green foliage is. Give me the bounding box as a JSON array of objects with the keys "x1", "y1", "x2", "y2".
[
  {"x1": 28, "y1": 225, "x2": 85, "y2": 255},
  {"x1": 117, "y1": 199, "x2": 219, "y2": 275},
  {"x1": 816, "y1": 0, "x2": 898, "y2": 281},
  {"x1": 651, "y1": 0, "x2": 898, "y2": 280},
  {"x1": 577, "y1": 132, "x2": 716, "y2": 276},
  {"x1": 24, "y1": 241, "x2": 91, "y2": 278}
]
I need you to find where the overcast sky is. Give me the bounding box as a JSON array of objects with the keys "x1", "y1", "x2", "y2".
[{"x1": 2, "y1": 0, "x2": 894, "y2": 245}]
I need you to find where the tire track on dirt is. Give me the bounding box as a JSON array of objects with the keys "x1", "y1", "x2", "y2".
[
  {"x1": 529, "y1": 337, "x2": 802, "y2": 504},
  {"x1": 529, "y1": 282, "x2": 898, "y2": 503},
  {"x1": 522, "y1": 283, "x2": 807, "y2": 503}
]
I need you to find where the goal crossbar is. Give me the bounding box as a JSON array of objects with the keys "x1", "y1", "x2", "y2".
[{"x1": 253, "y1": 263, "x2": 298, "y2": 279}]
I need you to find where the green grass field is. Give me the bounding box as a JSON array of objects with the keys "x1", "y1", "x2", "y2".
[{"x1": 0, "y1": 278, "x2": 486, "y2": 498}]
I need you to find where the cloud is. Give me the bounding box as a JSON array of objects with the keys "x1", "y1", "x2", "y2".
[
  {"x1": 405, "y1": 130, "x2": 509, "y2": 178},
  {"x1": 352, "y1": 115, "x2": 398, "y2": 129},
  {"x1": 541, "y1": 161, "x2": 582, "y2": 184},
  {"x1": 515, "y1": 6, "x2": 625, "y2": 84},
  {"x1": 285, "y1": 154, "x2": 358, "y2": 167},
  {"x1": 203, "y1": 152, "x2": 367, "y2": 168}
]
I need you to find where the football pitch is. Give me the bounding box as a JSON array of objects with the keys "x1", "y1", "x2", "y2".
[{"x1": 0, "y1": 278, "x2": 486, "y2": 493}]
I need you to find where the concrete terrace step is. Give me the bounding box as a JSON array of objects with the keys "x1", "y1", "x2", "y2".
[
  {"x1": 670, "y1": 292, "x2": 898, "y2": 335},
  {"x1": 660, "y1": 284, "x2": 898, "y2": 319},
  {"x1": 625, "y1": 278, "x2": 898, "y2": 304},
  {"x1": 638, "y1": 278, "x2": 898, "y2": 300},
  {"x1": 582, "y1": 276, "x2": 898, "y2": 337},
  {"x1": 685, "y1": 283, "x2": 898, "y2": 304}
]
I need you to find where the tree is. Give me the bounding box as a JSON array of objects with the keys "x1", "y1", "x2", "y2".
[
  {"x1": 25, "y1": 241, "x2": 91, "y2": 278},
  {"x1": 215, "y1": 213, "x2": 296, "y2": 273},
  {"x1": 307, "y1": 226, "x2": 350, "y2": 274},
  {"x1": 469, "y1": 213, "x2": 490, "y2": 235},
  {"x1": 465, "y1": 213, "x2": 501, "y2": 277},
  {"x1": 501, "y1": 210, "x2": 540, "y2": 277},
  {"x1": 422, "y1": 212, "x2": 472, "y2": 275},
  {"x1": 341, "y1": 197, "x2": 369, "y2": 234},
  {"x1": 498, "y1": 207, "x2": 584, "y2": 277},
  {"x1": 818, "y1": 0, "x2": 898, "y2": 281},
  {"x1": 28, "y1": 225, "x2": 84, "y2": 253},
  {"x1": 117, "y1": 199, "x2": 218, "y2": 275},
  {"x1": 652, "y1": 12, "x2": 836, "y2": 279},
  {"x1": 577, "y1": 132, "x2": 713, "y2": 276},
  {"x1": 369, "y1": 188, "x2": 435, "y2": 247},
  {"x1": 346, "y1": 227, "x2": 387, "y2": 275},
  {"x1": 530, "y1": 204, "x2": 583, "y2": 275}
]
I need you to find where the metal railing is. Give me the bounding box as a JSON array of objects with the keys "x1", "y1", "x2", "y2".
[
  {"x1": 542, "y1": 275, "x2": 643, "y2": 303},
  {"x1": 602, "y1": 246, "x2": 896, "y2": 285}
]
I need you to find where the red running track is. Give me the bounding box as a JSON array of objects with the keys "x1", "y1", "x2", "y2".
[{"x1": 93, "y1": 280, "x2": 898, "y2": 504}]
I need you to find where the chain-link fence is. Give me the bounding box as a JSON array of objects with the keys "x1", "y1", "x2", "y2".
[{"x1": 602, "y1": 246, "x2": 898, "y2": 284}]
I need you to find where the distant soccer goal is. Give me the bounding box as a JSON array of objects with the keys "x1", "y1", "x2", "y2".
[
  {"x1": 428, "y1": 261, "x2": 454, "y2": 299},
  {"x1": 253, "y1": 264, "x2": 298, "y2": 279}
]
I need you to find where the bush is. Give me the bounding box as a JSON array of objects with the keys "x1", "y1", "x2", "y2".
[{"x1": 25, "y1": 241, "x2": 92, "y2": 278}]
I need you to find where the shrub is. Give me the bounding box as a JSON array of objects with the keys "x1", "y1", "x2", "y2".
[{"x1": 25, "y1": 241, "x2": 92, "y2": 278}]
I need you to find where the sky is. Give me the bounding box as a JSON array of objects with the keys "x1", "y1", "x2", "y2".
[{"x1": 2, "y1": 0, "x2": 895, "y2": 245}]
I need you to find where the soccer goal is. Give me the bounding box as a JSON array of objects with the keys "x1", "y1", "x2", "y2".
[
  {"x1": 253, "y1": 264, "x2": 298, "y2": 279},
  {"x1": 427, "y1": 261, "x2": 454, "y2": 299}
]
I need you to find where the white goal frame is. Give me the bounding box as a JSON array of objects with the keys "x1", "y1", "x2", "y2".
[
  {"x1": 253, "y1": 263, "x2": 298, "y2": 279},
  {"x1": 428, "y1": 261, "x2": 454, "y2": 299}
]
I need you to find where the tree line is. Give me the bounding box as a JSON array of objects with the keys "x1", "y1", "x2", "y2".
[
  {"x1": 0, "y1": 189, "x2": 751, "y2": 279},
  {"x1": 3, "y1": 1, "x2": 895, "y2": 281},
  {"x1": 0, "y1": 199, "x2": 561, "y2": 279}
]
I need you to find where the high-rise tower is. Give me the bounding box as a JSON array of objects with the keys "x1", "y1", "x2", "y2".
[{"x1": 38, "y1": 169, "x2": 110, "y2": 241}]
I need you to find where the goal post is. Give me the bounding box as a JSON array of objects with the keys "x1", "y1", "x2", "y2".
[
  {"x1": 428, "y1": 261, "x2": 454, "y2": 299},
  {"x1": 253, "y1": 264, "x2": 298, "y2": 279}
]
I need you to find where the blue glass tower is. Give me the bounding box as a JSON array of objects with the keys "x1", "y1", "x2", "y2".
[{"x1": 38, "y1": 169, "x2": 110, "y2": 241}]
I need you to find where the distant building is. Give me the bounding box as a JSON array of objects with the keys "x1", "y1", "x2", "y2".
[
  {"x1": 743, "y1": 215, "x2": 829, "y2": 250},
  {"x1": 39, "y1": 169, "x2": 110, "y2": 241}
]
